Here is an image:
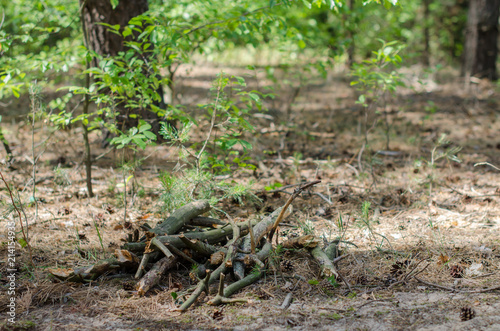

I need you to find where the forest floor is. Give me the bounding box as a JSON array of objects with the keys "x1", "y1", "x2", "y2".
[{"x1": 0, "y1": 63, "x2": 500, "y2": 331}]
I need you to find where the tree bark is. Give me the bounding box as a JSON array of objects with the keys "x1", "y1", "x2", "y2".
[
  {"x1": 0, "y1": 127, "x2": 12, "y2": 160},
  {"x1": 80, "y1": 0, "x2": 166, "y2": 138},
  {"x1": 422, "y1": 0, "x2": 431, "y2": 66},
  {"x1": 462, "y1": 0, "x2": 500, "y2": 80},
  {"x1": 81, "y1": 0, "x2": 149, "y2": 63}
]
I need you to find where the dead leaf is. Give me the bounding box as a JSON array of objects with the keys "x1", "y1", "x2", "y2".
[
  {"x1": 114, "y1": 249, "x2": 139, "y2": 263},
  {"x1": 437, "y1": 254, "x2": 450, "y2": 266},
  {"x1": 48, "y1": 268, "x2": 74, "y2": 279}
]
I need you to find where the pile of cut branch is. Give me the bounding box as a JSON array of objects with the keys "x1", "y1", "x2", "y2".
[{"x1": 50, "y1": 181, "x2": 346, "y2": 311}]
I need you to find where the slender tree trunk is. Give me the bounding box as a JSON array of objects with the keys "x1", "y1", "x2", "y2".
[
  {"x1": 79, "y1": 1, "x2": 94, "y2": 197},
  {"x1": 343, "y1": 0, "x2": 355, "y2": 67},
  {"x1": 0, "y1": 128, "x2": 12, "y2": 159},
  {"x1": 462, "y1": 0, "x2": 500, "y2": 80},
  {"x1": 422, "y1": 0, "x2": 431, "y2": 66}
]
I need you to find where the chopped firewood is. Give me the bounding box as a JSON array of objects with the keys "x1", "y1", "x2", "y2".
[
  {"x1": 189, "y1": 216, "x2": 227, "y2": 228},
  {"x1": 208, "y1": 273, "x2": 249, "y2": 306},
  {"x1": 281, "y1": 234, "x2": 319, "y2": 249},
  {"x1": 210, "y1": 251, "x2": 226, "y2": 265},
  {"x1": 152, "y1": 200, "x2": 211, "y2": 235},
  {"x1": 123, "y1": 219, "x2": 258, "y2": 252},
  {"x1": 49, "y1": 256, "x2": 139, "y2": 282},
  {"x1": 136, "y1": 255, "x2": 177, "y2": 296},
  {"x1": 309, "y1": 246, "x2": 339, "y2": 279},
  {"x1": 114, "y1": 249, "x2": 140, "y2": 264},
  {"x1": 178, "y1": 234, "x2": 221, "y2": 257},
  {"x1": 179, "y1": 222, "x2": 241, "y2": 311},
  {"x1": 135, "y1": 252, "x2": 150, "y2": 279}
]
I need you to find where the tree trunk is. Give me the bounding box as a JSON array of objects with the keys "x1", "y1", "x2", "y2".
[
  {"x1": 422, "y1": 0, "x2": 431, "y2": 66},
  {"x1": 80, "y1": 0, "x2": 165, "y2": 140},
  {"x1": 345, "y1": 0, "x2": 355, "y2": 67},
  {"x1": 81, "y1": 0, "x2": 149, "y2": 62},
  {"x1": 462, "y1": 0, "x2": 500, "y2": 80}
]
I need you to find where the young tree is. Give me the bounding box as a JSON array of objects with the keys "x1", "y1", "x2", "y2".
[{"x1": 462, "y1": 0, "x2": 500, "y2": 80}]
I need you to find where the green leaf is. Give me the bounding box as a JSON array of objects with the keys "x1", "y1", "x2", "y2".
[
  {"x1": 138, "y1": 122, "x2": 152, "y2": 132},
  {"x1": 133, "y1": 137, "x2": 147, "y2": 149},
  {"x1": 122, "y1": 27, "x2": 132, "y2": 38},
  {"x1": 143, "y1": 131, "x2": 157, "y2": 140},
  {"x1": 298, "y1": 39, "x2": 306, "y2": 49},
  {"x1": 301, "y1": 0, "x2": 312, "y2": 9},
  {"x1": 308, "y1": 279, "x2": 319, "y2": 285},
  {"x1": 12, "y1": 88, "x2": 20, "y2": 98},
  {"x1": 18, "y1": 238, "x2": 28, "y2": 248},
  {"x1": 110, "y1": 0, "x2": 119, "y2": 10},
  {"x1": 239, "y1": 140, "x2": 253, "y2": 151},
  {"x1": 248, "y1": 92, "x2": 260, "y2": 103}
]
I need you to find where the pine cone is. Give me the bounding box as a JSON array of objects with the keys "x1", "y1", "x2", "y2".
[
  {"x1": 450, "y1": 265, "x2": 464, "y2": 278},
  {"x1": 390, "y1": 262, "x2": 406, "y2": 276},
  {"x1": 460, "y1": 306, "x2": 475, "y2": 321},
  {"x1": 281, "y1": 259, "x2": 294, "y2": 272},
  {"x1": 319, "y1": 279, "x2": 337, "y2": 295},
  {"x1": 212, "y1": 309, "x2": 224, "y2": 320}
]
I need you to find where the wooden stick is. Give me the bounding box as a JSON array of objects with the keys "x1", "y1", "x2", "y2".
[
  {"x1": 178, "y1": 234, "x2": 220, "y2": 257},
  {"x1": 280, "y1": 293, "x2": 293, "y2": 309},
  {"x1": 208, "y1": 273, "x2": 248, "y2": 306},
  {"x1": 309, "y1": 246, "x2": 339, "y2": 279},
  {"x1": 268, "y1": 180, "x2": 321, "y2": 243},
  {"x1": 150, "y1": 237, "x2": 175, "y2": 258},
  {"x1": 152, "y1": 200, "x2": 211, "y2": 235},
  {"x1": 180, "y1": 224, "x2": 242, "y2": 311},
  {"x1": 165, "y1": 243, "x2": 198, "y2": 266},
  {"x1": 415, "y1": 277, "x2": 500, "y2": 293},
  {"x1": 179, "y1": 270, "x2": 212, "y2": 311},
  {"x1": 223, "y1": 258, "x2": 265, "y2": 298},
  {"x1": 136, "y1": 255, "x2": 177, "y2": 296},
  {"x1": 135, "y1": 252, "x2": 150, "y2": 279},
  {"x1": 189, "y1": 216, "x2": 227, "y2": 227},
  {"x1": 249, "y1": 219, "x2": 256, "y2": 255}
]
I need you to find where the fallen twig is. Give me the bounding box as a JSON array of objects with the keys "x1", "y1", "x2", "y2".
[
  {"x1": 208, "y1": 273, "x2": 249, "y2": 306},
  {"x1": 179, "y1": 270, "x2": 212, "y2": 311},
  {"x1": 279, "y1": 293, "x2": 293, "y2": 309},
  {"x1": 268, "y1": 180, "x2": 321, "y2": 243},
  {"x1": 415, "y1": 277, "x2": 500, "y2": 293}
]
